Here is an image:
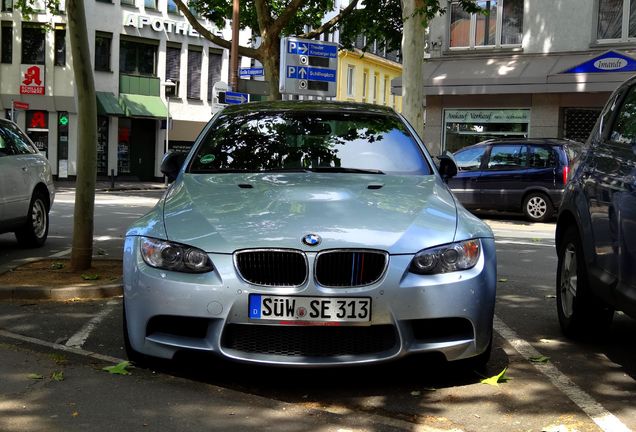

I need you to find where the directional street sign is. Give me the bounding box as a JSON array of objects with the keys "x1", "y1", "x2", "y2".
[
  {"x1": 279, "y1": 37, "x2": 338, "y2": 97},
  {"x1": 13, "y1": 101, "x2": 29, "y2": 110},
  {"x1": 225, "y1": 91, "x2": 249, "y2": 104},
  {"x1": 286, "y1": 66, "x2": 336, "y2": 82},
  {"x1": 239, "y1": 67, "x2": 264, "y2": 77},
  {"x1": 287, "y1": 41, "x2": 338, "y2": 59}
]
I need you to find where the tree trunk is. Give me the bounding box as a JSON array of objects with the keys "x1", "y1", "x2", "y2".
[
  {"x1": 261, "y1": 40, "x2": 282, "y2": 100},
  {"x1": 67, "y1": 0, "x2": 97, "y2": 271},
  {"x1": 401, "y1": 0, "x2": 428, "y2": 149}
]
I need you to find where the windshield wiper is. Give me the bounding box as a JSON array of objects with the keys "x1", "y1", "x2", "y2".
[
  {"x1": 309, "y1": 167, "x2": 385, "y2": 175},
  {"x1": 261, "y1": 168, "x2": 313, "y2": 173}
]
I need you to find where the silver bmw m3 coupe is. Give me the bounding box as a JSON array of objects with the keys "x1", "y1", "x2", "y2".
[{"x1": 123, "y1": 101, "x2": 497, "y2": 368}]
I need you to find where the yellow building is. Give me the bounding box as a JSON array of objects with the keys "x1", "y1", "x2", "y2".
[{"x1": 336, "y1": 49, "x2": 402, "y2": 112}]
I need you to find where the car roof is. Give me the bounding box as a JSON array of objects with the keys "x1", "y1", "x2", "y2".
[
  {"x1": 456, "y1": 137, "x2": 582, "y2": 151},
  {"x1": 218, "y1": 100, "x2": 399, "y2": 116}
]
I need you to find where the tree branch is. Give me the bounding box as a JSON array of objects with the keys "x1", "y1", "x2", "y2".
[
  {"x1": 174, "y1": 0, "x2": 261, "y2": 59},
  {"x1": 300, "y1": 0, "x2": 359, "y2": 40},
  {"x1": 254, "y1": 0, "x2": 273, "y2": 36},
  {"x1": 270, "y1": 0, "x2": 305, "y2": 35}
]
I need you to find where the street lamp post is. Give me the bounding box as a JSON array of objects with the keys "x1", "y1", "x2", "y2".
[{"x1": 163, "y1": 79, "x2": 176, "y2": 185}]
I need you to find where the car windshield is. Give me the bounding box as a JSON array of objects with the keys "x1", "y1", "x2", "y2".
[{"x1": 188, "y1": 110, "x2": 431, "y2": 175}]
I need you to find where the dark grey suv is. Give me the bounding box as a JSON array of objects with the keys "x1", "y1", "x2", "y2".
[{"x1": 556, "y1": 76, "x2": 636, "y2": 337}]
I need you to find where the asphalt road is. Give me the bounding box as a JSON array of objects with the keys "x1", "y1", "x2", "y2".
[{"x1": 0, "y1": 190, "x2": 634, "y2": 432}]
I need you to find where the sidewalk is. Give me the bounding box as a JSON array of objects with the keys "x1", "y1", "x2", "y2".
[{"x1": 54, "y1": 179, "x2": 168, "y2": 193}]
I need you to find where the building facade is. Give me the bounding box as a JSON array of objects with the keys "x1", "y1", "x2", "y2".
[
  {"x1": 336, "y1": 47, "x2": 403, "y2": 111},
  {"x1": 422, "y1": 0, "x2": 636, "y2": 155},
  {"x1": 1, "y1": 0, "x2": 249, "y2": 180}
]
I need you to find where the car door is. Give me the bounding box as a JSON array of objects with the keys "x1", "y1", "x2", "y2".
[
  {"x1": 477, "y1": 143, "x2": 528, "y2": 211},
  {"x1": 591, "y1": 84, "x2": 636, "y2": 310},
  {"x1": 0, "y1": 123, "x2": 36, "y2": 222},
  {"x1": 448, "y1": 145, "x2": 488, "y2": 209}
]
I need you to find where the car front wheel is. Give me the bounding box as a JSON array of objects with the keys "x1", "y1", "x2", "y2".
[
  {"x1": 523, "y1": 192, "x2": 553, "y2": 222},
  {"x1": 556, "y1": 227, "x2": 614, "y2": 338},
  {"x1": 15, "y1": 191, "x2": 49, "y2": 248}
]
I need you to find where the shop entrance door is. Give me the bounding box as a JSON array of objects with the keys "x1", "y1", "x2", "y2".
[{"x1": 130, "y1": 119, "x2": 156, "y2": 181}]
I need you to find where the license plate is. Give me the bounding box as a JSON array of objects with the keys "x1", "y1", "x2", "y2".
[{"x1": 249, "y1": 294, "x2": 371, "y2": 322}]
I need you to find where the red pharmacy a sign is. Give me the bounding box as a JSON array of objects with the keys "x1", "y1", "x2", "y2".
[{"x1": 20, "y1": 65, "x2": 45, "y2": 95}]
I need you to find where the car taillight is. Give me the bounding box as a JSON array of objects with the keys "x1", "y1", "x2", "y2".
[{"x1": 563, "y1": 166, "x2": 570, "y2": 184}]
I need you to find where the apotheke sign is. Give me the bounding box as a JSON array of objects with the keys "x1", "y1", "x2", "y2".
[{"x1": 123, "y1": 13, "x2": 215, "y2": 38}]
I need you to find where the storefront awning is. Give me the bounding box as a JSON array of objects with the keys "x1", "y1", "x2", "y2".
[
  {"x1": 414, "y1": 50, "x2": 636, "y2": 96},
  {"x1": 96, "y1": 92, "x2": 125, "y2": 116},
  {"x1": 119, "y1": 94, "x2": 168, "y2": 118}
]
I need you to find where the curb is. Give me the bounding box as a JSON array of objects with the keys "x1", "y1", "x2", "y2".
[{"x1": 0, "y1": 283, "x2": 123, "y2": 301}]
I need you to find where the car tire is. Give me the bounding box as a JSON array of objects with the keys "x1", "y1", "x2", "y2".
[
  {"x1": 556, "y1": 227, "x2": 614, "y2": 339},
  {"x1": 14, "y1": 190, "x2": 49, "y2": 248},
  {"x1": 522, "y1": 192, "x2": 553, "y2": 222},
  {"x1": 123, "y1": 303, "x2": 152, "y2": 368}
]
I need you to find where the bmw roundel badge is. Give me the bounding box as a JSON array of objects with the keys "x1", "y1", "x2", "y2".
[{"x1": 302, "y1": 234, "x2": 321, "y2": 246}]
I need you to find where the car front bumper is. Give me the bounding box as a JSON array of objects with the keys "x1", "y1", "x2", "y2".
[{"x1": 123, "y1": 236, "x2": 497, "y2": 366}]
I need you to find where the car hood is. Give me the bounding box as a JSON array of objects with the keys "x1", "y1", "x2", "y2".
[{"x1": 162, "y1": 173, "x2": 460, "y2": 254}]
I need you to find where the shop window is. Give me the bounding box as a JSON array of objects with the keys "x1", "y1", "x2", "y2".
[
  {"x1": 187, "y1": 46, "x2": 202, "y2": 99},
  {"x1": 1, "y1": 0, "x2": 12, "y2": 12},
  {"x1": 1, "y1": 22, "x2": 12, "y2": 64},
  {"x1": 120, "y1": 38, "x2": 158, "y2": 76},
  {"x1": 118, "y1": 118, "x2": 131, "y2": 174},
  {"x1": 597, "y1": 0, "x2": 635, "y2": 41},
  {"x1": 346, "y1": 65, "x2": 355, "y2": 97},
  {"x1": 167, "y1": 0, "x2": 178, "y2": 13},
  {"x1": 449, "y1": 0, "x2": 523, "y2": 49},
  {"x1": 563, "y1": 108, "x2": 602, "y2": 143},
  {"x1": 207, "y1": 49, "x2": 223, "y2": 101},
  {"x1": 444, "y1": 109, "x2": 529, "y2": 152},
  {"x1": 58, "y1": 112, "x2": 69, "y2": 177},
  {"x1": 22, "y1": 24, "x2": 45, "y2": 65},
  {"x1": 26, "y1": 110, "x2": 49, "y2": 158},
  {"x1": 95, "y1": 32, "x2": 112, "y2": 72},
  {"x1": 97, "y1": 116, "x2": 109, "y2": 175},
  {"x1": 54, "y1": 26, "x2": 66, "y2": 67}
]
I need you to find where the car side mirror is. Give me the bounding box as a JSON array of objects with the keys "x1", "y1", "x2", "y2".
[
  {"x1": 437, "y1": 151, "x2": 458, "y2": 183},
  {"x1": 160, "y1": 151, "x2": 187, "y2": 183}
]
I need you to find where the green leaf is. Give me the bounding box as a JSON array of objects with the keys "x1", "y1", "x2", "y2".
[
  {"x1": 27, "y1": 373, "x2": 44, "y2": 380},
  {"x1": 498, "y1": 278, "x2": 508, "y2": 283},
  {"x1": 532, "y1": 238, "x2": 542, "y2": 242},
  {"x1": 51, "y1": 371, "x2": 64, "y2": 381},
  {"x1": 102, "y1": 361, "x2": 132, "y2": 375},
  {"x1": 81, "y1": 274, "x2": 100, "y2": 281},
  {"x1": 480, "y1": 368, "x2": 511, "y2": 386},
  {"x1": 50, "y1": 262, "x2": 65, "y2": 270},
  {"x1": 529, "y1": 355, "x2": 550, "y2": 364}
]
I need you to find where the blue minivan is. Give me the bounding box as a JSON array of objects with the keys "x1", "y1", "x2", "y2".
[{"x1": 450, "y1": 138, "x2": 582, "y2": 222}]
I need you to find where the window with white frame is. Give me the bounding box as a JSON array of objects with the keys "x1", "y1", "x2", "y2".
[
  {"x1": 449, "y1": 0, "x2": 523, "y2": 49},
  {"x1": 346, "y1": 65, "x2": 355, "y2": 97},
  {"x1": 362, "y1": 70, "x2": 368, "y2": 100},
  {"x1": 597, "y1": 0, "x2": 636, "y2": 41}
]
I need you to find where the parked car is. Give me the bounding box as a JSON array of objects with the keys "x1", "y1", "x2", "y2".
[
  {"x1": 123, "y1": 101, "x2": 497, "y2": 368},
  {"x1": 556, "y1": 76, "x2": 636, "y2": 337},
  {"x1": 0, "y1": 118, "x2": 55, "y2": 247},
  {"x1": 449, "y1": 138, "x2": 583, "y2": 222}
]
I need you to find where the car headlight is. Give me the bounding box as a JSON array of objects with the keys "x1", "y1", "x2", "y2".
[
  {"x1": 409, "y1": 239, "x2": 480, "y2": 275},
  {"x1": 140, "y1": 237, "x2": 214, "y2": 273}
]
